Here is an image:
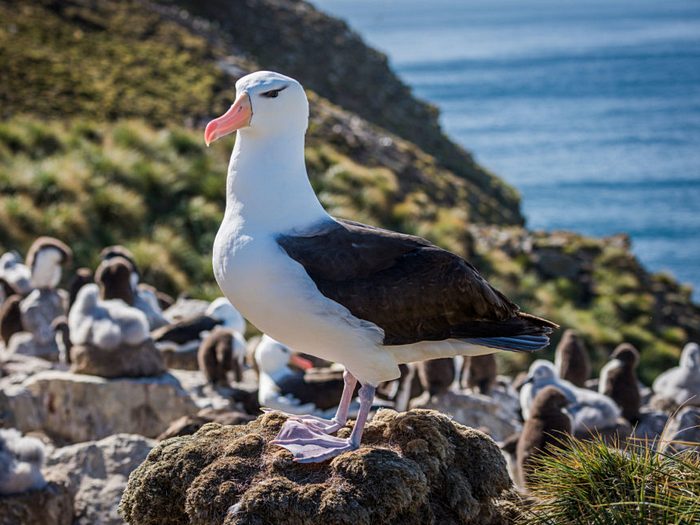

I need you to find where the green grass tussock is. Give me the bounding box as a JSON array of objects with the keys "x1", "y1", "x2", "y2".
[{"x1": 521, "y1": 436, "x2": 700, "y2": 525}]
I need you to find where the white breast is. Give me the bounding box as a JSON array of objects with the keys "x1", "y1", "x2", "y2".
[{"x1": 213, "y1": 223, "x2": 397, "y2": 385}]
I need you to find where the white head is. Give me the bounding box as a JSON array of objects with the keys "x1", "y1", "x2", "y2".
[
  {"x1": 205, "y1": 71, "x2": 308, "y2": 145},
  {"x1": 31, "y1": 247, "x2": 64, "y2": 289},
  {"x1": 255, "y1": 335, "x2": 312, "y2": 376},
  {"x1": 680, "y1": 342, "x2": 700, "y2": 370},
  {"x1": 527, "y1": 359, "x2": 558, "y2": 385},
  {"x1": 0, "y1": 252, "x2": 21, "y2": 271}
]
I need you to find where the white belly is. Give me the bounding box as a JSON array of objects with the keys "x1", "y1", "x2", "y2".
[{"x1": 213, "y1": 223, "x2": 398, "y2": 385}]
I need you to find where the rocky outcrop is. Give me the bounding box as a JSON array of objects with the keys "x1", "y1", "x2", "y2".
[
  {"x1": 70, "y1": 340, "x2": 166, "y2": 378},
  {"x1": 410, "y1": 390, "x2": 521, "y2": 442},
  {"x1": 471, "y1": 226, "x2": 700, "y2": 383},
  {"x1": 4, "y1": 371, "x2": 197, "y2": 442},
  {"x1": 157, "y1": 409, "x2": 255, "y2": 440},
  {"x1": 45, "y1": 433, "x2": 155, "y2": 525},
  {"x1": 120, "y1": 410, "x2": 521, "y2": 525},
  {"x1": 0, "y1": 481, "x2": 73, "y2": 525}
]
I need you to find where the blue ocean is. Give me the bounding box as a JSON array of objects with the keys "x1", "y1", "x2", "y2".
[{"x1": 314, "y1": 0, "x2": 700, "y2": 299}]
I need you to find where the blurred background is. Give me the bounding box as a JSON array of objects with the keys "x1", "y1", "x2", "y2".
[{"x1": 316, "y1": 0, "x2": 700, "y2": 300}]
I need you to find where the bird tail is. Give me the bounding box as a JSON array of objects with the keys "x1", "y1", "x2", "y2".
[{"x1": 466, "y1": 334, "x2": 551, "y2": 352}]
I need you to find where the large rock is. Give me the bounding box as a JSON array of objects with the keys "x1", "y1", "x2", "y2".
[
  {"x1": 0, "y1": 352, "x2": 56, "y2": 383},
  {"x1": 10, "y1": 371, "x2": 197, "y2": 442},
  {"x1": 411, "y1": 390, "x2": 521, "y2": 442},
  {"x1": 0, "y1": 481, "x2": 73, "y2": 525},
  {"x1": 120, "y1": 409, "x2": 521, "y2": 525},
  {"x1": 45, "y1": 433, "x2": 155, "y2": 525},
  {"x1": 170, "y1": 369, "x2": 260, "y2": 414},
  {"x1": 70, "y1": 340, "x2": 166, "y2": 378},
  {"x1": 0, "y1": 383, "x2": 43, "y2": 431}
]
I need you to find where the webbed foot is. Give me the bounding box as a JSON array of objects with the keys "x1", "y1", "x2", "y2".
[{"x1": 271, "y1": 418, "x2": 357, "y2": 463}]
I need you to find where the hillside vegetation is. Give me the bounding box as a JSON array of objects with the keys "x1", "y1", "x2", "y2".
[{"x1": 0, "y1": 0, "x2": 698, "y2": 381}]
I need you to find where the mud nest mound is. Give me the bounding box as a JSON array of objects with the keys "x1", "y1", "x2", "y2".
[{"x1": 120, "y1": 409, "x2": 522, "y2": 525}]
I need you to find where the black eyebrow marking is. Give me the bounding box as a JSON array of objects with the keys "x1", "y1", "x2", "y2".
[{"x1": 261, "y1": 85, "x2": 288, "y2": 97}]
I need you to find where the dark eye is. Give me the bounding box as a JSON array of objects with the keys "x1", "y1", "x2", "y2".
[{"x1": 261, "y1": 86, "x2": 286, "y2": 98}]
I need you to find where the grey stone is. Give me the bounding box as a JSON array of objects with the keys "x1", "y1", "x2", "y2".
[
  {"x1": 410, "y1": 390, "x2": 521, "y2": 442},
  {"x1": 15, "y1": 371, "x2": 197, "y2": 442},
  {"x1": 70, "y1": 340, "x2": 166, "y2": 378},
  {"x1": 45, "y1": 433, "x2": 154, "y2": 525}
]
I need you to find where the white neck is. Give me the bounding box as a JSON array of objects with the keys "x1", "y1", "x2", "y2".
[{"x1": 224, "y1": 128, "x2": 328, "y2": 233}]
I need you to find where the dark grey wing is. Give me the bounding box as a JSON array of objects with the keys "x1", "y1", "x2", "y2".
[{"x1": 277, "y1": 219, "x2": 555, "y2": 345}]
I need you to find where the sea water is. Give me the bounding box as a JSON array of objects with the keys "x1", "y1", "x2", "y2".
[{"x1": 313, "y1": 0, "x2": 700, "y2": 299}]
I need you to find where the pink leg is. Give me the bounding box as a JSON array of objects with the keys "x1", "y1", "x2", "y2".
[
  {"x1": 287, "y1": 370, "x2": 357, "y2": 433},
  {"x1": 272, "y1": 383, "x2": 376, "y2": 463}
]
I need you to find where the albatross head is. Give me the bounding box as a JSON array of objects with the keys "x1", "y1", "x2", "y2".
[
  {"x1": 525, "y1": 359, "x2": 558, "y2": 385},
  {"x1": 205, "y1": 71, "x2": 308, "y2": 146},
  {"x1": 255, "y1": 335, "x2": 314, "y2": 377}
]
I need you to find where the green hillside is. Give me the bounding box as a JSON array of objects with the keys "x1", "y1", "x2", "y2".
[{"x1": 0, "y1": 0, "x2": 698, "y2": 381}]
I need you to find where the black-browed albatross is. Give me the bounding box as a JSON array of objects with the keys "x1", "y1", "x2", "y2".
[{"x1": 205, "y1": 70, "x2": 557, "y2": 463}]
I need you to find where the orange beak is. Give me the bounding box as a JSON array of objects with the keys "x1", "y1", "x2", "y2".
[
  {"x1": 289, "y1": 353, "x2": 314, "y2": 371},
  {"x1": 204, "y1": 92, "x2": 252, "y2": 146}
]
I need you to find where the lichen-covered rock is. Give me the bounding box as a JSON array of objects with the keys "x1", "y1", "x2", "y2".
[
  {"x1": 45, "y1": 433, "x2": 155, "y2": 525},
  {"x1": 70, "y1": 340, "x2": 166, "y2": 378},
  {"x1": 157, "y1": 409, "x2": 256, "y2": 441},
  {"x1": 0, "y1": 480, "x2": 73, "y2": 525},
  {"x1": 120, "y1": 409, "x2": 518, "y2": 525},
  {"x1": 17, "y1": 371, "x2": 197, "y2": 442}
]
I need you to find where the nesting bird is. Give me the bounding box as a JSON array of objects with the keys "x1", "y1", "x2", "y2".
[
  {"x1": 96, "y1": 256, "x2": 135, "y2": 304},
  {"x1": 206, "y1": 70, "x2": 556, "y2": 462},
  {"x1": 521, "y1": 360, "x2": 621, "y2": 434},
  {"x1": 99, "y1": 245, "x2": 168, "y2": 329},
  {"x1": 51, "y1": 315, "x2": 72, "y2": 364},
  {"x1": 462, "y1": 354, "x2": 498, "y2": 395},
  {"x1": 0, "y1": 294, "x2": 24, "y2": 346},
  {"x1": 25, "y1": 236, "x2": 72, "y2": 289},
  {"x1": 153, "y1": 297, "x2": 245, "y2": 346},
  {"x1": 67, "y1": 267, "x2": 94, "y2": 312},
  {"x1": 205, "y1": 297, "x2": 246, "y2": 335},
  {"x1": 255, "y1": 335, "x2": 350, "y2": 416},
  {"x1": 198, "y1": 327, "x2": 246, "y2": 385},
  {"x1": 653, "y1": 342, "x2": 700, "y2": 408},
  {"x1": 68, "y1": 283, "x2": 149, "y2": 350},
  {"x1": 554, "y1": 329, "x2": 590, "y2": 387},
  {"x1": 516, "y1": 386, "x2": 572, "y2": 488},
  {"x1": 0, "y1": 428, "x2": 47, "y2": 496},
  {"x1": 0, "y1": 252, "x2": 32, "y2": 296},
  {"x1": 599, "y1": 343, "x2": 641, "y2": 423},
  {"x1": 416, "y1": 358, "x2": 455, "y2": 397}
]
